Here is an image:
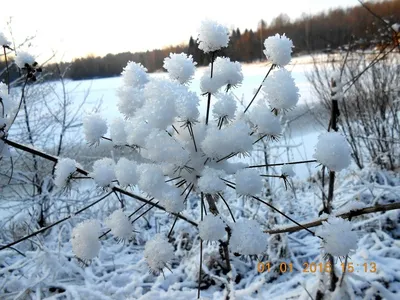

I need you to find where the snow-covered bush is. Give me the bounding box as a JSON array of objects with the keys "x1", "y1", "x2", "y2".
[{"x1": 1, "y1": 17, "x2": 377, "y2": 299}]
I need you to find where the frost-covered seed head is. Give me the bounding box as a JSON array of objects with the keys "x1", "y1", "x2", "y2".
[
  {"x1": 316, "y1": 216, "x2": 358, "y2": 257},
  {"x1": 198, "y1": 215, "x2": 226, "y2": 241},
  {"x1": 91, "y1": 158, "x2": 116, "y2": 187},
  {"x1": 249, "y1": 103, "x2": 282, "y2": 136},
  {"x1": 262, "y1": 68, "x2": 299, "y2": 110},
  {"x1": 313, "y1": 132, "x2": 351, "y2": 172},
  {"x1": 163, "y1": 53, "x2": 197, "y2": 84},
  {"x1": 116, "y1": 86, "x2": 145, "y2": 118},
  {"x1": 121, "y1": 61, "x2": 149, "y2": 88},
  {"x1": 235, "y1": 169, "x2": 263, "y2": 196},
  {"x1": 144, "y1": 234, "x2": 174, "y2": 272},
  {"x1": 137, "y1": 164, "x2": 166, "y2": 197},
  {"x1": 115, "y1": 158, "x2": 138, "y2": 187},
  {"x1": 213, "y1": 93, "x2": 237, "y2": 120},
  {"x1": 158, "y1": 186, "x2": 185, "y2": 213},
  {"x1": 15, "y1": 51, "x2": 36, "y2": 69},
  {"x1": 230, "y1": 219, "x2": 268, "y2": 255},
  {"x1": 175, "y1": 87, "x2": 200, "y2": 123},
  {"x1": 197, "y1": 167, "x2": 226, "y2": 194},
  {"x1": 83, "y1": 114, "x2": 108, "y2": 145},
  {"x1": 110, "y1": 118, "x2": 127, "y2": 146},
  {"x1": 263, "y1": 34, "x2": 294, "y2": 66},
  {"x1": 0, "y1": 32, "x2": 11, "y2": 47},
  {"x1": 197, "y1": 20, "x2": 230, "y2": 53},
  {"x1": 105, "y1": 209, "x2": 133, "y2": 240},
  {"x1": 54, "y1": 158, "x2": 77, "y2": 188},
  {"x1": 213, "y1": 57, "x2": 243, "y2": 89},
  {"x1": 71, "y1": 220, "x2": 101, "y2": 260}
]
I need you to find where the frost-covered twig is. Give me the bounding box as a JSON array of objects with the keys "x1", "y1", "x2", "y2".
[
  {"x1": 247, "y1": 159, "x2": 317, "y2": 169},
  {"x1": 0, "y1": 192, "x2": 112, "y2": 251},
  {"x1": 264, "y1": 202, "x2": 400, "y2": 234}
]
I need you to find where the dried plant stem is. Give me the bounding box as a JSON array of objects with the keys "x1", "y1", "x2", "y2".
[
  {"x1": 243, "y1": 63, "x2": 275, "y2": 113},
  {"x1": 205, "y1": 52, "x2": 216, "y2": 125},
  {"x1": 0, "y1": 192, "x2": 113, "y2": 251}
]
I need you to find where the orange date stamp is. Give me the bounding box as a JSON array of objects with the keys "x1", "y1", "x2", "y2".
[{"x1": 257, "y1": 261, "x2": 377, "y2": 273}]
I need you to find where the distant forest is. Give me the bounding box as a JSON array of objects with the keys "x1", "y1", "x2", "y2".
[{"x1": 1, "y1": 0, "x2": 400, "y2": 81}]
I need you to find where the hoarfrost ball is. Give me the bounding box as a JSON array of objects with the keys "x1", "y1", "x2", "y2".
[
  {"x1": 316, "y1": 216, "x2": 358, "y2": 257},
  {"x1": 71, "y1": 220, "x2": 101, "y2": 260},
  {"x1": 197, "y1": 20, "x2": 229, "y2": 53},
  {"x1": 263, "y1": 34, "x2": 294, "y2": 66},
  {"x1": 313, "y1": 132, "x2": 351, "y2": 172},
  {"x1": 198, "y1": 215, "x2": 226, "y2": 241},
  {"x1": 144, "y1": 234, "x2": 174, "y2": 272},
  {"x1": 105, "y1": 209, "x2": 133, "y2": 240}
]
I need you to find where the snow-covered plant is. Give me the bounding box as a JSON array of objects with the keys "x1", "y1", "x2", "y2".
[
  {"x1": 71, "y1": 220, "x2": 101, "y2": 261},
  {"x1": 105, "y1": 209, "x2": 133, "y2": 240},
  {"x1": 198, "y1": 214, "x2": 226, "y2": 241},
  {"x1": 115, "y1": 158, "x2": 138, "y2": 187},
  {"x1": 197, "y1": 20, "x2": 229, "y2": 53},
  {"x1": 313, "y1": 131, "x2": 352, "y2": 171},
  {"x1": 262, "y1": 68, "x2": 299, "y2": 110},
  {"x1": 230, "y1": 219, "x2": 268, "y2": 255},
  {"x1": 0, "y1": 32, "x2": 11, "y2": 47},
  {"x1": 109, "y1": 118, "x2": 127, "y2": 146},
  {"x1": 163, "y1": 53, "x2": 197, "y2": 84},
  {"x1": 316, "y1": 216, "x2": 358, "y2": 257},
  {"x1": 14, "y1": 51, "x2": 36, "y2": 69},
  {"x1": 83, "y1": 113, "x2": 108, "y2": 145},
  {"x1": 263, "y1": 33, "x2": 294, "y2": 67},
  {"x1": 144, "y1": 234, "x2": 175, "y2": 272},
  {"x1": 121, "y1": 61, "x2": 149, "y2": 88},
  {"x1": 235, "y1": 169, "x2": 262, "y2": 196},
  {"x1": 54, "y1": 158, "x2": 78, "y2": 188},
  {"x1": 90, "y1": 158, "x2": 116, "y2": 187}
]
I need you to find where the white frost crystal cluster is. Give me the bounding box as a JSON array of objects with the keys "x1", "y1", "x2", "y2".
[
  {"x1": 15, "y1": 51, "x2": 36, "y2": 68},
  {"x1": 235, "y1": 169, "x2": 262, "y2": 196},
  {"x1": 313, "y1": 132, "x2": 351, "y2": 172},
  {"x1": 71, "y1": 220, "x2": 101, "y2": 260},
  {"x1": 144, "y1": 234, "x2": 174, "y2": 272},
  {"x1": 198, "y1": 215, "x2": 226, "y2": 241},
  {"x1": 54, "y1": 158, "x2": 77, "y2": 188},
  {"x1": 230, "y1": 219, "x2": 268, "y2": 255},
  {"x1": 83, "y1": 114, "x2": 108, "y2": 145},
  {"x1": 0, "y1": 32, "x2": 11, "y2": 46},
  {"x1": 263, "y1": 34, "x2": 294, "y2": 66},
  {"x1": 212, "y1": 93, "x2": 237, "y2": 120},
  {"x1": 121, "y1": 61, "x2": 149, "y2": 88},
  {"x1": 249, "y1": 102, "x2": 282, "y2": 136},
  {"x1": 115, "y1": 158, "x2": 138, "y2": 187},
  {"x1": 163, "y1": 53, "x2": 196, "y2": 84},
  {"x1": 91, "y1": 158, "x2": 116, "y2": 187},
  {"x1": 200, "y1": 57, "x2": 243, "y2": 94},
  {"x1": 197, "y1": 20, "x2": 229, "y2": 53},
  {"x1": 105, "y1": 209, "x2": 133, "y2": 240},
  {"x1": 316, "y1": 216, "x2": 358, "y2": 257},
  {"x1": 262, "y1": 68, "x2": 299, "y2": 110}
]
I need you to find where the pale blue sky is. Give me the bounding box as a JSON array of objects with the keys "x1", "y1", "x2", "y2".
[{"x1": 1, "y1": 0, "x2": 358, "y2": 62}]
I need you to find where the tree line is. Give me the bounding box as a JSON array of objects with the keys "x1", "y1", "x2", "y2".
[{"x1": 1, "y1": 0, "x2": 399, "y2": 81}]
